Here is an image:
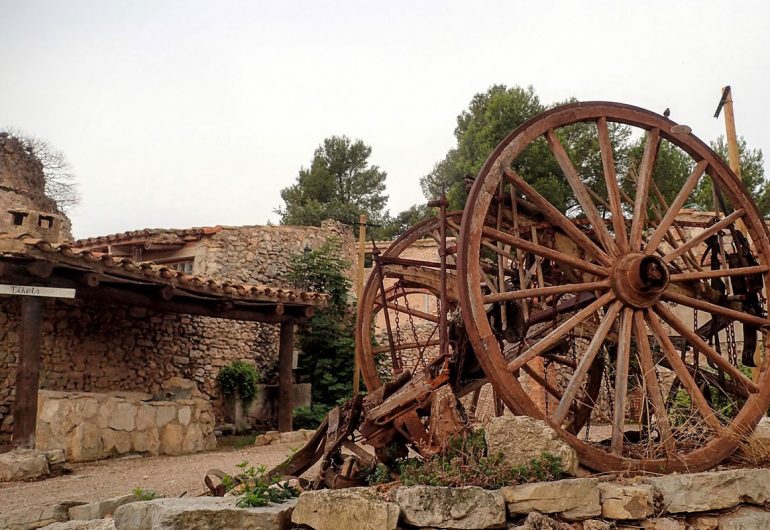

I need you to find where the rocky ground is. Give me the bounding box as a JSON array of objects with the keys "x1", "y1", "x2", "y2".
[{"x1": 0, "y1": 439, "x2": 301, "y2": 516}]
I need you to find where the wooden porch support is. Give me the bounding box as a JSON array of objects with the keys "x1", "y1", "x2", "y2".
[
  {"x1": 277, "y1": 321, "x2": 295, "y2": 433},
  {"x1": 12, "y1": 297, "x2": 44, "y2": 448}
]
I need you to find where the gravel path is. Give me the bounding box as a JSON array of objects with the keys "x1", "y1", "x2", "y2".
[{"x1": 0, "y1": 442, "x2": 302, "y2": 516}]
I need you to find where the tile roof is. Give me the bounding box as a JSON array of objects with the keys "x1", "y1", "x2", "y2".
[
  {"x1": 0, "y1": 233, "x2": 327, "y2": 308},
  {"x1": 72, "y1": 227, "x2": 223, "y2": 248}
]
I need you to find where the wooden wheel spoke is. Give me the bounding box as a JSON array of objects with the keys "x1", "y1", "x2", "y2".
[
  {"x1": 661, "y1": 289, "x2": 768, "y2": 330},
  {"x1": 610, "y1": 307, "x2": 633, "y2": 455},
  {"x1": 553, "y1": 301, "x2": 623, "y2": 426},
  {"x1": 645, "y1": 309, "x2": 725, "y2": 433},
  {"x1": 597, "y1": 116, "x2": 629, "y2": 253},
  {"x1": 377, "y1": 302, "x2": 439, "y2": 324},
  {"x1": 630, "y1": 128, "x2": 661, "y2": 251},
  {"x1": 654, "y1": 301, "x2": 760, "y2": 393},
  {"x1": 507, "y1": 292, "x2": 616, "y2": 373},
  {"x1": 632, "y1": 311, "x2": 675, "y2": 456},
  {"x1": 645, "y1": 160, "x2": 708, "y2": 253},
  {"x1": 663, "y1": 209, "x2": 746, "y2": 264},
  {"x1": 483, "y1": 280, "x2": 610, "y2": 303},
  {"x1": 372, "y1": 339, "x2": 440, "y2": 355},
  {"x1": 481, "y1": 225, "x2": 608, "y2": 277},
  {"x1": 545, "y1": 128, "x2": 618, "y2": 256},
  {"x1": 503, "y1": 168, "x2": 612, "y2": 266},
  {"x1": 670, "y1": 265, "x2": 770, "y2": 282}
]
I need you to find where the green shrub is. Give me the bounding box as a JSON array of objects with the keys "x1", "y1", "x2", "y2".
[
  {"x1": 292, "y1": 405, "x2": 328, "y2": 430},
  {"x1": 132, "y1": 487, "x2": 157, "y2": 501},
  {"x1": 217, "y1": 361, "x2": 260, "y2": 405}
]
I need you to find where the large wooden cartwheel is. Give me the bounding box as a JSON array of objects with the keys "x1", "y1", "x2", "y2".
[
  {"x1": 457, "y1": 102, "x2": 770, "y2": 473},
  {"x1": 356, "y1": 212, "x2": 605, "y2": 431}
]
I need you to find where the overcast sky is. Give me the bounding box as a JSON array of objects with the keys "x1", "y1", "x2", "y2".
[{"x1": 1, "y1": 0, "x2": 768, "y2": 239}]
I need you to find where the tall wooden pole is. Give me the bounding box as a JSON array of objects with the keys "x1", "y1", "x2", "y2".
[
  {"x1": 277, "y1": 321, "x2": 295, "y2": 432},
  {"x1": 12, "y1": 297, "x2": 44, "y2": 448},
  {"x1": 353, "y1": 214, "x2": 366, "y2": 396}
]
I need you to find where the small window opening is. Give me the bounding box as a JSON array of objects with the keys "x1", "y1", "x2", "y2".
[
  {"x1": 38, "y1": 215, "x2": 54, "y2": 229},
  {"x1": 12, "y1": 212, "x2": 27, "y2": 226}
]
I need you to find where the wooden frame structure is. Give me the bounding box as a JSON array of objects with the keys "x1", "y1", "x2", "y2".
[{"x1": 0, "y1": 233, "x2": 327, "y2": 447}]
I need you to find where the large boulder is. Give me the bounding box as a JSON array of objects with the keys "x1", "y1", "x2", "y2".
[
  {"x1": 393, "y1": 485, "x2": 506, "y2": 529},
  {"x1": 502, "y1": 477, "x2": 601, "y2": 521},
  {"x1": 113, "y1": 497, "x2": 295, "y2": 530},
  {"x1": 291, "y1": 488, "x2": 399, "y2": 530},
  {"x1": 644, "y1": 468, "x2": 770, "y2": 513},
  {"x1": 484, "y1": 416, "x2": 578, "y2": 475},
  {"x1": 598, "y1": 482, "x2": 654, "y2": 519},
  {"x1": 0, "y1": 448, "x2": 50, "y2": 482}
]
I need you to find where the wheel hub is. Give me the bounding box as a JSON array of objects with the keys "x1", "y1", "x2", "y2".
[{"x1": 610, "y1": 253, "x2": 669, "y2": 308}]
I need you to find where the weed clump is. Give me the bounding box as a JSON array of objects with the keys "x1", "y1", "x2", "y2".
[{"x1": 396, "y1": 429, "x2": 564, "y2": 489}]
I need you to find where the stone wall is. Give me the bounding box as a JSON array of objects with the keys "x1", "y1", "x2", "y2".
[
  {"x1": 0, "y1": 297, "x2": 278, "y2": 441},
  {"x1": 35, "y1": 389, "x2": 216, "y2": 461},
  {"x1": 197, "y1": 219, "x2": 356, "y2": 287}
]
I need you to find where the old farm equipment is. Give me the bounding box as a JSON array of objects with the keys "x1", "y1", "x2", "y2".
[{"x1": 266, "y1": 101, "x2": 770, "y2": 487}]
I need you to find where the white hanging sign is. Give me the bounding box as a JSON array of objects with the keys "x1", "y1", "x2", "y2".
[{"x1": 0, "y1": 284, "x2": 76, "y2": 299}]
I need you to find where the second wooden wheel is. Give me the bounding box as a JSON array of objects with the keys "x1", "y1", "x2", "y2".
[{"x1": 457, "y1": 102, "x2": 770, "y2": 472}]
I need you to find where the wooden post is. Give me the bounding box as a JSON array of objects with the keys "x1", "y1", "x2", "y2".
[
  {"x1": 278, "y1": 321, "x2": 295, "y2": 432},
  {"x1": 354, "y1": 214, "x2": 366, "y2": 396},
  {"x1": 12, "y1": 297, "x2": 44, "y2": 448}
]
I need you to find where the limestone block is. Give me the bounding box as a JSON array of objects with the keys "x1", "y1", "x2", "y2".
[
  {"x1": 598, "y1": 482, "x2": 654, "y2": 519},
  {"x1": 109, "y1": 403, "x2": 136, "y2": 431},
  {"x1": 114, "y1": 496, "x2": 295, "y2": 530},
  {"x1": 583, "y1": 520, "x2": 613, "y2": 530},
  {"x1": 70, "y1": 398, "x2": 99, "y2": 423},
  {"x1": 70, "y1": 493, "x2": 138, "y2": 520},
  {"x1": 639, "y1": 518, "x2": 687, "y2": 529},
  {"x1": 134, "y1": 406, "x2": 156, "y2": 431},
  {"x1": 484, "y1": 416, "x2": 578, "y2": 476},
  {"x1": 68, "y1": 422, "x2": 104, "y2": 461},
  {"x1": 40, "y1": 398, "x2": 61, "y2": 422},
  {"x1": 393, "y1": 485, "x2": 505, "y2": 529},
  {"x1": 0, "y1": 502, "x2": 77, "y2": 530},
  {"x1": 182, "y1": 424, "x2": 204, "y2": 453},
  {"x1": 291, "y1": 488, "x2": 399, "y2": 530},
  {"x1": 502, "y1": 478, "x2": 601, "y2": 521},
  {"x1": 177, "y1": 406, "x2": 192, "y2": 426},
  {"x1": 102, "y1": 429, "x2": 132, "y2": 455},
  {"x1": 155, "y1": 405, "x2": 176, "y2": 427},
  {"x1": 130, "y1": 429, "x2": 160, "y2": 455},
  {"x1": 40, "y1": 520, "x2": 116, "y2": 530},
  {"x1": 96, "y1": 400, "x2": 118, "y2": 429},
  {"x1": 509, "y1": 512, "x2": 573, "y2": 529},
  {"x1": 160, "y1": 424, "x2": 185, "y2": 455},
  {"x1": 718, "y1": 506, "x2": 770, "y2": 529},
  {"x1": 644, "y1": 468, "x2": 770, "y2": 513},
  {"x1": 0, "y1": 448, "x2": 50, "y2": 482},
  {"x1": 686, "y1": 515, "x2": 719, "y2": 530}
]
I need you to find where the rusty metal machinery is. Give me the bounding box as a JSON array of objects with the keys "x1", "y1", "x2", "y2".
[{"x1": 267, "y1": 101, "x2": 770, "y2": 486}]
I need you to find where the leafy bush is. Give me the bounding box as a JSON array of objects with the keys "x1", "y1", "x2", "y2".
[
  {"x1": 217, "y1": 361, "x2": 260, "y2": 405},
  {"x1": 288, "y1": 239, "x2": 355, "y2": 408},
  {"x1": 293, "y1": 405, "x2": 328, "y2": 430}
]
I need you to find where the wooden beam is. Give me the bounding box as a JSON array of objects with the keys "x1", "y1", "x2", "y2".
[
  {"x1": 26, "y1": 260, "x2": 54, "y2": 278},
  {"x1": 278, "y1": 322, "x2": 295, "y2": 433},
  {"x1": 12, "y1": 297, "x2": 44, "y2": 448}
]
